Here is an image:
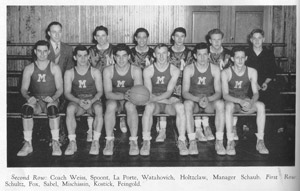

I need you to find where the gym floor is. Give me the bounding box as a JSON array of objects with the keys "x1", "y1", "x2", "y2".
[{"x1": 7, "y1": 116, "x2": 295, "y2": 167}]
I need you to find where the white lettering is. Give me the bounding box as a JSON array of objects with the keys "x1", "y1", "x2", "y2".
[{"x1": 37, "y1": 74, "x2": 46, "y2": 82}]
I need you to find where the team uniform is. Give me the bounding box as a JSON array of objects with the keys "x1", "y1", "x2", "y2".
[
  {"x1": 169, "y1": 46, "x2": 193, "y2": 99},
  {"x1": 208, "y1": 46, "x2": 232, "y2": 69},
  {"x1": 24, "y1": 61, "x2": 59, "y2": 115},
  {"x1": 68, "y1": 66, "x2": 102, "y2": 115},
  {"x1": 131, "y1": 47, "x2": 154, "y2": 69},
  {"x1": 89, "y1": 44, "x2": 114, "y2": 72}
]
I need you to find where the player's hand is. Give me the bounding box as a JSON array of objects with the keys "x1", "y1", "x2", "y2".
[
  {"x1": 27, "y1": 96, "x2": 37, "y2": 105},
  {"x1": 145, "y1": 57, "x2": 151, "y2": 67},
  {"x1": 43, "y1": 96, "x2": 54, "y2": 103},
  {"x1": 79, "y1": 99, "x2": 86, "y2": 109},
  {"x1": 261, "y1": 83, "x2": 268, "y2": 91},
  {"x1": 219, "y1": 59, "x2": 225, "y2": 70},
  {"x1": 82, "y1": 100, "x2": 92, "y2": 110},
  {"x1": 257, "y1": 83, "x2": 261, "y2": 91},
  {"x1": 124, "y1": 90, "x2": 130, "y2": 101},
  {"x1": 240, "y1": 99, "x2": 251, "y2": 111},
  {"x1": 199, "y1": 96, "x2": 208, "y2": 108},
  {"x1": 180, "y1": 59, "x2": 186, "y2": 71}
]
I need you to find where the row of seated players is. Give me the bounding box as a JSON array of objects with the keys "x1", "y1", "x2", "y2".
[{"x1": 17, "y1": 39, "x2": 269, "y2": 157}]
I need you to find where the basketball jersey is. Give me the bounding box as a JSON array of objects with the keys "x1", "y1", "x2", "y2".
[
  {"x1": 112, "y1": 65, "x2": 134, "y2": 94},
  {"x1": 151, "y1": 63, "x2": 172, "y2": 95},
  {"x1": 72, "y1": 66, "x2": 97, "y2": 100},
  {"x1": 131, "y1": 47, "x2": 154, "y2": 69},
  {"x1": 208, "y1": 46, "x2": 232, "y2": 70},
  {"x1": 189, "y1": 62, "x2": 215, "y2": 97},
  {"x1": 88, "y1": 44, "x2": 114, "y2": 72},
  {"x1": 30, "y1": 61, "x2": 56, "y2": 97},
  {"x1": 228, "y1": 66, "x2": 250, "y2": 99}
]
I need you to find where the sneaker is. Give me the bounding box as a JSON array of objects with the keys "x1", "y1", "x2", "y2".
[
  {"x1": 103, "y1": 139, "x2": 114, "y2": 156},
  {"x1": 233, "y1": 126, "x2": 239, "y2": 141},
  {"x1": 17, "y1": 141, "x2": 33, "y2": 156},
  {"x1": 64, "y1": 141, "x2": 77, "y2": 155},
  {"x1": 120, "y1": 117, "x2": 127, "y2": 133},
  {"x1": 89, "y1": 140, "x2": 100, "y2": 155},
  {"x1": 215, "y1": 140, "x2": 226, "y2": 155},
  {"x1": 195, "y1": 128, "x2": 207, "y2": 142},
  {"x1": 86, "y1": 130, "x2": 93, "y2": 142},
  {"x1": 203, "y1": 126, "x2": 215, "y2": 141},
  {"x1": 256, "y1": 140, "x2": 269, "y2": 154},
  {"x1": 51, "y1": 140, "x2": 62, "y2": 156},
  {"x1": 155, "y1": 128, "x2": 166, "y2": 142},
  {"x1": 178, "y1": 140, "x2": 189, "y2": 156},
  {"x1": 188, "y1": 140, "x2": 199, "y2": 155},
  {"x1": 226, "y1": 140, "x2": 236, "y2": 155},
  {"x1": 140, "y1": 140, "x2": 151, "y2": 156},
  {"x1": 129, "y1": 140, "x2": 139, "y2": 156}
]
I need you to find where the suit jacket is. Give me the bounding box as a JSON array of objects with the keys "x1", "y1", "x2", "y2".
[{"x1": 48, "y1": 41, "x2": 74, "y2": 74}]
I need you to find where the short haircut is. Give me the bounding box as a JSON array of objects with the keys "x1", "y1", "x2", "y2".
[
  {"x1": 133, "y1": 28, "x2": 149, "y2": 44},
  {"x1": 73, "y1": 45, "x2": 89, "y2": 56},
  {"x1": 45, "y1": 21, "x2": 62, "y2": 40},
  {"x1": 249, "y1": 28, "x2": 264, "y2": 38},
  {"x1": 93, "y1": 25, "x2": 109, "y2": 36},
  {"x1": 207, "y1": 28, "x2": 224, "y2": 38},
  {"x1": 172, "y1": 27, "x2": 186, "y2": 36},
  {"x1": 193, "y1": 42, "x2": 209, "y2": 55},
  {"x1": 34, "y1": 40, "x2": 50, "y2": 50},
  {"x1": 154, "y1": 43, "x2": 169, "y2": 52},
  {"x1": 231, "y1": 46, "x2": 246, "y2": 56},
  {"x1": 113, "y1": 44, "x2": 131, "y2": 55}
]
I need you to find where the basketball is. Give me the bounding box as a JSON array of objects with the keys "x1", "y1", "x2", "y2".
[{"x1": 129, "y1": 85, "x2": 150, "y2": 105}]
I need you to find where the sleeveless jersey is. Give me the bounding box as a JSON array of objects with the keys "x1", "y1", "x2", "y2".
[
  {"x1": 72, "y1": 66, "x2": 97, "y2": 100},
  {"x1": 151, "y1": 63, "x2": 172, "y2": 95},
  {"x1": 131, "y1": 47, "x2": 154, "y2": 69},
  {"x1": 112, "y1": 65, "x2": 134, "y2": 93},
  {"x1": 30, "y1": 61, "x2": 56, "y2": 97},
  {"x1": 228, "y1": 67, "x2": 250, "y2": 99},
  {"x1": 189, "y1": 62, "x2": 214, "y2": 97}
]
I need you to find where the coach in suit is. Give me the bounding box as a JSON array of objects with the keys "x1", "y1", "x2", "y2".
[{"x1": 46, "y1": 21, "x2": 74, "y2": 75}]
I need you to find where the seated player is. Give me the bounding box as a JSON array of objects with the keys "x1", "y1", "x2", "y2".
[
  {"x1": 141, "y1": 43, "x2": 188, "y2": 156},
  {"x1": 18, "y1": 40, "x2": 63, "y2": 156},
  {"x1": 182, "y1": 43, "x2": 225, "y2": 155},
  {"x1": 221, "y1": 46, "x2": 269, "y2": 155},
  {"x1": 64, "y1": 45, "x2": 103, "y2": 155},
  {"x1": 103, "y1": 44, "x2": 143, "y2": 156}
]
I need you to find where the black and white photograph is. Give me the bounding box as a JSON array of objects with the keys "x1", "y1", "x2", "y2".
[{"x1": 2, "y1": 0, "x2": 299, "y2": 190}]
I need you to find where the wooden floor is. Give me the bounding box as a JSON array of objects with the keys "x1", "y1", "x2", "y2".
[{"x1": 7, "y1": 116, "x2": 295, "y2": 167}]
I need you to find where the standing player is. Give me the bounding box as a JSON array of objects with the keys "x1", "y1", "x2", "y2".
[
  {"x1": 140, "y1": 43, "x2": 188, "y2": 156},
  {"x1": 46, "y1": 21, "x2": 74, "y2": 75},
  {"x1": 182, "y1": 43, "x2": 225, "y2": 155},
  {"x1": 64, "y1": 45, "x2": 103, "y2": 155},
  {"x1": 87, "y1": 26, "x2": 114, "y2": 141},
  {"x1": 103, "y1": 44, "x2": 143, "y2": 156},
  {"x1": 221, "y1": 46, "x2": 269, "y2": 155},
  {"x1": 18, "y1": 40, "x2": 63, "y2": 156}
]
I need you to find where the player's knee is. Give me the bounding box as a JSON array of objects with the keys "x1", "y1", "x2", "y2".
[
  {"x1": 125, "y1": 101, "x2": 136, "y2": 112},
  {"x1": 215, "y1": 100, "x2": 225, "y2": 112},
  {"x1": 184, "y1": 100, "x2": 194, "y2": 111},
  {"x1": 21, "y1": 105, "x2": 33, "y2": 118},
  {"x1": 66, "y1": 104, "x2": 77, "y2": 115},
  {"x1": 174, "y1": 103, "x2": 185, "y2": 115},
  {"x1": 93, "y1": 104, "x2": 103, "y2": 116},
  {"x1": 144, "y1": 103, "x2": 155, "y2": 115},
  {"x1": 47, "y1": 105, "x2": 59, "y2": 118},
  {"x1": 106, "y1": 100, "x2": 117, "y2": 112},
  {"x1": 255, "y1": 101, "x2": 265, "y2": 111},
  {"x1": 225, "y1": 102, "x2": 234, "y2": 112}
]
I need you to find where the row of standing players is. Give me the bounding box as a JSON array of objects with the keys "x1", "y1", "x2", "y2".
[{"x1": 17, "y1": 22, "x2": 277, "y2": 157}]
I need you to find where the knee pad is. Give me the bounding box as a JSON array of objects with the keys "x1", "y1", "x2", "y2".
[
  {"x1": 47, "y1": 105, "x2": 59, "y2": 119},
  {"x1": 21, "y1": 105, "x2": 34, "y2": 119}
]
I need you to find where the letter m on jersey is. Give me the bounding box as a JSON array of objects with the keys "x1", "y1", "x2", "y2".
[
  {"x1": 156, "y1": 76, "x2": 165, "y2": 84},
  {"x1": 37, "y1": 74, "x2": 46, "y2": 82},
  {"x1": 78, "y1": 80, "x2": 87, "y2": 88},
  {"x1": 197, "y1": 77, "x2": 206, "y2": 85},
  {"x1": 234, "y1": 81, "x2": 243, "y2": 89},
  {"x1": 117, "y1": 80, "x2": 125, "y2": 87}
]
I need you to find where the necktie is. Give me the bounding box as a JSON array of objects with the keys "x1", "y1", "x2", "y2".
[{"x1": 55, "y1": 43, "x2": 60, "y2": 55}]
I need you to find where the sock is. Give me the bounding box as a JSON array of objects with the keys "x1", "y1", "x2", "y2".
[
  {"x1": 93, "y1": 131, "x2": 101, "y2": 141},
  {"x1": 233, "y1": 116, "x2": 238, "y2": 126},
  {"x1": 87, "y1": 117, "x2": 93, "y2": 132},
  {"x1": 195, "y1": 117, "x2": 202, "y2": 129},
  {"x1": 255, "y1": 133, "x2": 264, "y2": 140},
  {"x1": 129, "y1": 136, "x2": 138, "y2": 141},
  {"x1": 24, "y1": 131, "x2": 32, "y2": 145},
  {"x1": 105, "y1": 136, "x2": 115, "y2": 141},
  {"x1": 227, "y1": 132, "x2": 234, "y2": 141},
  {"x1": 51, "y1": 129, "x2": 59, "y2": 141},
  {"x1": 68, "y1": 134, "x2": 76, "y2": 142},
  {"x1": 142, "y1": 132, "x2": 151, "y2": 141},
  {"x1": 216, "y1": 132, "x2": 224, "y2": 140},
  {"x1": 188, "y1": 133, "x2": 196, "y2": 141},
  {"x1": 178, "y1": 135, "x2": 186, "y2": 142},
  {"x1": 202, "y1": 117, "x2": 209, "y2": 127},
  {"x1": 159, "y1": 120, "x2": 167, "y2": 130}
]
